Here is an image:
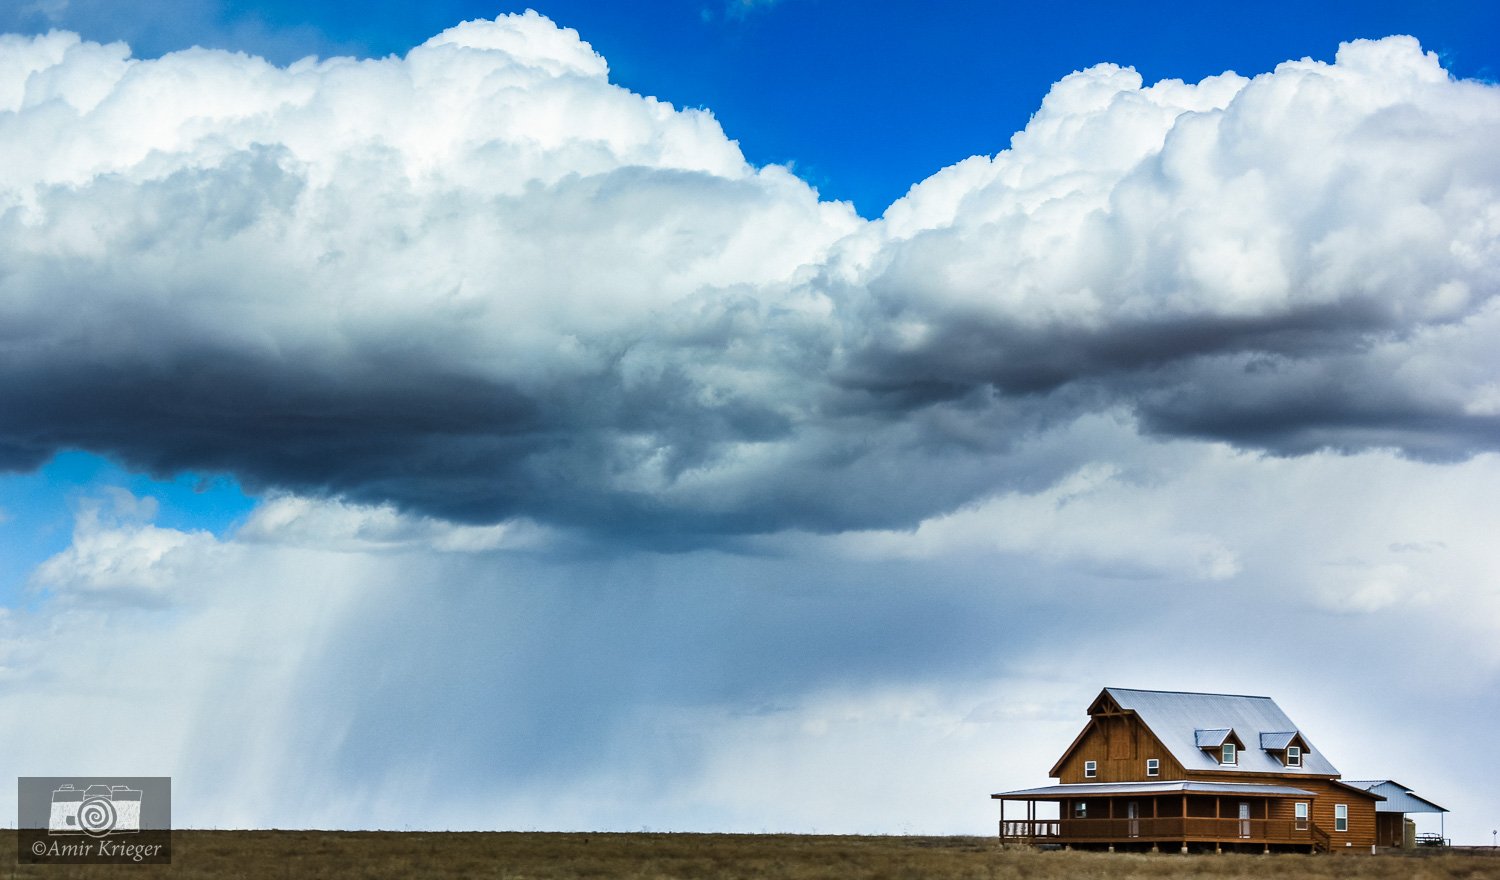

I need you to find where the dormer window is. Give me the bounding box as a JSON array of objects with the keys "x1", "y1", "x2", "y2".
[
  {"x1": 1196, "y1": 727, "x2": 1245, "y2": 765},
  {"x1": 1260, "y1": 731, "x2": 1307, "y2": 767}
]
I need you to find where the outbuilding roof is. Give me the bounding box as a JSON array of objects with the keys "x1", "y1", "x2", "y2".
[
  {"x1": 1344, "y1": 780, "x2": 1448, "y2": 813},
  {"x1": 1099, "y1": 687, "x2": 1341, "y2": 776}
]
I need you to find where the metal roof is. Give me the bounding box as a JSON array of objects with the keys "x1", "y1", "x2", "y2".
[
  {"x1": 1343, "y1": 780, "x2": 1448, "y2": 813},
  {"x1": 1260, "y1": 731, "x2": 1297, "y2": 750},
  {"x1": 993, "y1": 781, "x2": 1319, "y2": 800},
  {"x1": 1103, "y1": 687, "x2": 1341, "y2": 776},
  {"x1": 1195, "y1": 728, "x2": 1233, "y2": 748}
]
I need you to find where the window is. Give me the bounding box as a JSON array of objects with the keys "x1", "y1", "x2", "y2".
[
  {"x1": 1286, "y1": 746, "x2": 1302, "y2": 767},
  {"x1": 1073, "y1": 801, "x2": 1088, "y2": 819},
  {"x1": 1221, "y1": 743, "x2": 1236, "y2": 765},
  {"x1": 1335, "y1": 804, "x2": 1348, "y2": 832},
  {"x1": 1294, "y1": 802, "x2": 1309, "y2": 831},
  {"x1": 1146, "y1": 758, "x2": 1159, "y2": 777},
  {"x1": 1084, "y1": 760, "x2": 1097, "y2": 778}
]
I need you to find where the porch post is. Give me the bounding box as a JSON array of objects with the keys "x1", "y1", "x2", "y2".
[{"x1": 1181, "y1": 794, "x2": 1188, "y2": 854}]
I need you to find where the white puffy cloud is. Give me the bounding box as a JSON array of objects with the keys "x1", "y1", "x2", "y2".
[
  {"x1": 847, "y1": 38, "x2": 1500, "y2": 465},
  {"x1": 31, "y1": 487, "x2": 223, "y2": 603},
  {"x1": 236, "y1": 493, "x2": 543, "y2": 553},
  {"x1": 1, "y1": 21, "x2": 1496, "y2": 538}
]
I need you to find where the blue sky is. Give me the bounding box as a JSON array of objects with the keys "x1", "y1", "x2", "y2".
[{"x1": 1, "y1": 0, "x2": 1498, "y2": 842}]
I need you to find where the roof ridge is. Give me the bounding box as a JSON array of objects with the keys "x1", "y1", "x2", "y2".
[{"x1": 1106, "y1": 686, "x2": 1274, "y2": 700}]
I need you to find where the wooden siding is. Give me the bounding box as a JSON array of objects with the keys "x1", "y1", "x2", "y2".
[
  {"x1": 1044, "y1": 760, "x2": 1379, "y2": 848},
  {"x1": 1004, "y1": 785, "x2": 1378, "y2": 851},
  {"x1": 1179, "y1": 774, "x2": 1380, "y2": 848},
  {"x1": 1054, "y1": 714, "x2": 1183, "y2": 783},
  {"x1": 1375, "y1": 813, "x2": 1405, "y2": 848}
]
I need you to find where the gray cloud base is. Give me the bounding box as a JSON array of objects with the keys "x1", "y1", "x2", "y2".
[{"x1": 2, "y1": 22, "x2": 1498, "y2": 538}]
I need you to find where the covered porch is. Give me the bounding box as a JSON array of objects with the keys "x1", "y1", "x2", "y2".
[{"x1": 992, "y1": 781, "x2": 1328, "y2": 853}]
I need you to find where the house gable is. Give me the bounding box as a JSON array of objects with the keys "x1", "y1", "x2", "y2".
[{"x1": 1050, "y1": 698, "x2": 1183, "y2": 783}]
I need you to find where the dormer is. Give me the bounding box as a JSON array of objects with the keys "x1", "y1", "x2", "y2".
[
  {"x1": 1260, "y1": 731, "x2": 1311, "y2": 768},
  {"x1": 1194, "y1": 728, "x2": 1246, "y2": 765}
]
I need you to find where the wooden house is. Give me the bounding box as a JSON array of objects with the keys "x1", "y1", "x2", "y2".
[{"x1": 991, "y1": 687, "x2": 1388, "y2": 853}]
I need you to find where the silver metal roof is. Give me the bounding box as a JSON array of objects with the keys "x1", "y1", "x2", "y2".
[
  {"x1": 1343, "y1": 780, "x2": 1448, "y2": 813},
  {"x1": 1194, "y1": 728, "x2": 1233, "y2": 748},
  {"x1": 1103, "y1": 687, "x2": 1340, "y2": 776},
  {"x1": 1259, "y1": 731, "x2": 1297, "y2": 750},
  {"x1": 993, "y1": 780, "x2": 1319, "y2": 799}
]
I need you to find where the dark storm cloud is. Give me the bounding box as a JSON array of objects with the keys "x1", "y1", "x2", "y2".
[
  {"x1": 1, "y1": 22, "x2": 1498, "y2": 538},
  {"x1": 1132, "y1": 351, "x2": 1500, "y2": 460}
]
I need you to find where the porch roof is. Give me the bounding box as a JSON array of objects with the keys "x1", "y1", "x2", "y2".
[{"x1": 992, "y1": 780, "x2": 1318, "y2": 800}]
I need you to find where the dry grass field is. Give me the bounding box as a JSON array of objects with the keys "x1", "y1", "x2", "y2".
[{"x1": 4, "y1": 831, "x2": 1497, "y2": 879}]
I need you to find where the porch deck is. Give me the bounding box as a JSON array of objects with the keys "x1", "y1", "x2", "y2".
[{"x1": 999, "y1": 817, "x2": 1328, "y2": 849}]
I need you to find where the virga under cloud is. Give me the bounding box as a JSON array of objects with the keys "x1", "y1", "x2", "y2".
[{"x1": 2, "y1": 16, "x2": 1497, "y2": 538}]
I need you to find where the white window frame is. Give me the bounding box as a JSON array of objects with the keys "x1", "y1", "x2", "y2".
[
  {"x1": 1286, "y1": 745, "x2": 1302, "y2": 767},
  {"x1": 1083, "y1": 760, "x2": 1097, "y2": 778},
  {"x1": 1294, "y1": 802, "x2": 1309, "y2": 831},
  {"x1": 1146, "y1": 758, "x2": 1159, "y2": 777},
  {"x1": 1334, "y1": 803, "x2": 1348, "y2": 832},
  {"x1": 1221, "y1": 743, "x2": 1236, "y2": 765}
]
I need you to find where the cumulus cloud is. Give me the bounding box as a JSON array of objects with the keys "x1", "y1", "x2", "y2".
[
  {"x1": 849, "y1": 39, "x2": 1500, "y2": 452},
  {"x1": 0, "y1": 19, "x2": 1497, "y2": 541},
  {"x1": 31, "y1": 487, "x2": 223, "y2": 603}
]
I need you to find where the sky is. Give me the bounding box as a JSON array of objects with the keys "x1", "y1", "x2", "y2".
[{"x1": 0, "y1": 0, "x2": 1497, "y2": 843}]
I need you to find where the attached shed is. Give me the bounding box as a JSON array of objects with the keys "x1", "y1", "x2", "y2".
[{"x1": 1344, "y1": 780, "x2": 1449, "y2": 848}]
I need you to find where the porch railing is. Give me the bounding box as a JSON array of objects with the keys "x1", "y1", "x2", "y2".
[{"x1": 1000, "y1": 817, "x2": 1320, "y2": 845}]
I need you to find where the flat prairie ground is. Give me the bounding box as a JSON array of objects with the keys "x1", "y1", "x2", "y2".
[{"x1": 4, "y1": 831, "x2": 1497, "y2": 879}]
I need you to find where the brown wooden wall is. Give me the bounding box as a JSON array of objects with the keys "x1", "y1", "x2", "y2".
[
  {"x1": 1053, "y1": 714, "x2": 1183, "y2": 783},
  {"x1": 1375, "y1": 813, "x2": 1406, "y2": 848},
  {"x1": 1311, "y1": 782, "x2": 1378, "y2": 850},
  {"x1": 1183, "y1": 774, "x2": 1379, "y2": 848}
]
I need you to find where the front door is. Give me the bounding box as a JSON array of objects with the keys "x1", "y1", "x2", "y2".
[
  {"x1": 1238, "y1": 802, "x2": 1251, "y2": 838},
  {"x1": 1127, "y1": 801, "x2": 1139, "y2": 838}
]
